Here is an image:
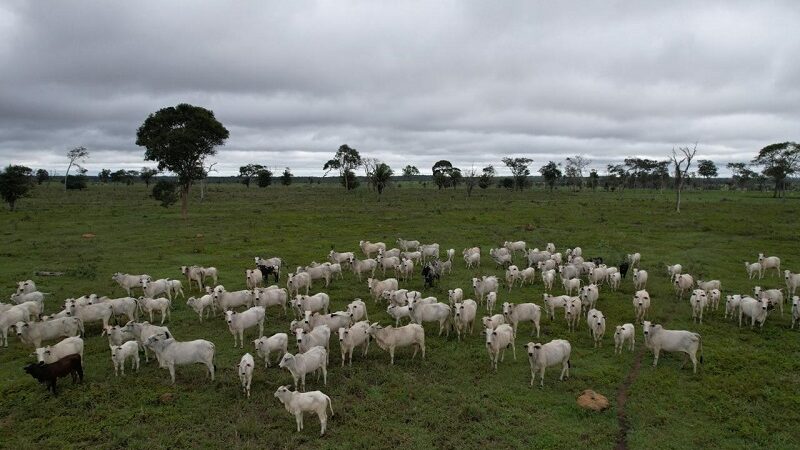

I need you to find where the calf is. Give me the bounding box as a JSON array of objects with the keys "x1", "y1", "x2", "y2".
[
  {"x1": 745, "y1": 262, "x2": 763, "y2": 280},
  {"x1": 484, "y1": 324, "x2": 515, "y2": 371},
  {"x1": 23, "y1": 353, "x2": 83, "y2": 395},
  {"x1": 274, "y1": 385, "x2": 334, "y2": 436},
  {"x1": 254, "y1": 333, "x2": 289, "y2": 367},
  {"x1": 642, "y1": 321, "x2": 702, "y2": 373},
  {"x1": 110, "y1": 341, "x2": 140, "y2": 376},
  {"x1": 337, "y1": 321, "x2": 371, "y2": 366},
  {"x1": 186, "y1": 293, "x2": 216, "y2": 322},
  {"x1": 238, "y1": 353, "x2": 255, "y2": 398},
  {"x1": 614, "y1": 324, "x2": 635, "y2": 354},
  {"x1": 526, "y1": 340, "x2": 571, "y2": 387}
]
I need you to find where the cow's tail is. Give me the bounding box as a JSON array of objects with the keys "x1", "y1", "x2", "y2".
[
  {"x1": 697, "y1": 333, "x2": 704, "y2": 365},
  {"x1": 327, "y1": 395, "x2": 334, "y2": 417},
  {"x1": 77, "y1": 318, "x2": 85, "y2": 337}
]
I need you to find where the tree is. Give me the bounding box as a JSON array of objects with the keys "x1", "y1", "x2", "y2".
[
  {"x1": 463, "y1": 166, "x2": 478, "y2": 197},
  {"x1": 752, "y1": 142, "x2": 800, "y2": 198},
  {"x1": 449, "y1": 168, "x2": 463, "y2": 188},
  {"x1": 198, "y1": 160, "x2": 217, "y2": 203},
  {"x1": 500, "y1": 178, "x2": 514, "y2": 190},
  {"x1": 238, "y1": 164, "x2": 264, "y2": 188},
  {"x1": 0, "y1": 165, "x2": 34, "y2": 210},
  {"x1": 539, "y1": 161, "x2": 562, "y2": 191},
  {"x1": 670, "y1": 143, "x2": 698, "y2": 213},
  {"x1": 35, "y1": 169, "x2": 49, "y2": 185},
  {"x1": 151, "y1": 179, "x2": 178, "y2": 208},
  {"x1": 697, "y1": 160, "x2": 718, "y2": 186},
  {"x1": 478, "y1": 165, "x2": 495, "y2": 189},
  {"x1": 564, "y1": 155, "x2": 590, "y2": 190},
  {"x1": 370, "y1": 163, "x2": 393, "y2": 200},
  {"x1": 256, "y1": 168, "x2": 273, "y2": 188},
  {"x1": 66, "y1": 167, "x2": 88, "y2": 190},
  {"x1": 401, "y1": 165, "x2": 420, "y2": 177},
  {"x1": 281, "y1": 167, "x2": 293, "y2": 186},
  {"x1": 136, "y1": 103, "x2": 230, "y2": 219},
  {"x1": 727, "y1": 162, "x2": 757, "y2": 190},
  {"x1": 432, "y1": 160, "x2": 454, "y2": 189},
  {"x1": 323, "y1": 144, "x2": 362, "y2": 190},
  {"x1": 502, "y1": 157, "x2": 533, "y2": 191},
  {"x1": 588, "y1": 169, "x2": 599, "y2": 191},
  {"x1": 64, "y1": 146, "x2": 89, "y2": 191},
  {"x1": 140, "y1": 167, "x2": 160, "y2": 187},
  {"x1": 110, "y1": 169, "x2": 138, "y2": 185},
  {"x1": 98, "y1": 169, "x2": 111, "y2": 183}
]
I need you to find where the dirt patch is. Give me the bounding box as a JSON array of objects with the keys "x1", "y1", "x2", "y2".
[
  {"x1": 615, "y1": 347, "x2": 645, "y2": 450},
  {"x1": 81, "y1": 233, "x2": 96, "y2": 239}
]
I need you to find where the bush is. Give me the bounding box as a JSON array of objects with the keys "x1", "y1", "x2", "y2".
[{"x1": 151, "y1": 180, "x2": 178, "y2": 208}]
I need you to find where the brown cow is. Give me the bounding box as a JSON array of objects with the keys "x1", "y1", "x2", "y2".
[{"x1": 23, "y1": 353, "x2": 83, "y2": 395}]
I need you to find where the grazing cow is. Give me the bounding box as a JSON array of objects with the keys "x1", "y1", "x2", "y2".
[
  {"x1": 632, "y1": 269, "x2": 648, "y2": 290},
  {"x1": 642, "y1": 321, "x2": 702, "y2": 373},
  {"x1": 23, "y1": 353, "x2": 83, "y2": 395},
  {"x1": 279, "y1": 347, "x2": 328, "y2": 391},
  {"x1": 484, "y1": 323, "x2": 516, "y2": 371},
  {"x1": 502, "y1": 302, "x2": 541, "y2": 337},
  {"x1": 526, "y1": 340, "x2": 571, "y2": 387},
  {"x1": 745, "y1": 262, "x2": 763, "y2": 280},
  {"x1": 274, "y1": 385, "x2": 333, "y2": 436},
  {"x1": 586, "y1": 309, "x2": 606, "y2": 348},
  {"x1": 337, "y1": 321, "x2": 371, "y2": 366},
  {"x1": 758, "y1": 253, "x2": 781, "y2": 278},
  {"x1": 238, "y1": 353, "x2": 255, "y2": 398},
  {"x1": 453, "y1": 300, "x2": 478, "y2": 341},
  {"x1": 633, "y1": 290, "x2": 651, "y2": 323},
  {"x1": 35, "y1": 337, "x2": 84, "y2": 365},
  {"x1": 110, "y1": 341, "x2": 140, "y2": 376},
  {"x1": 614, "y1": 324, "x2": 635, "y2": 354},
  {"x1": 254, "y1": 333, "x2": 289, "y2": 368},
  {"x1": 144, "y1": 332, "x2": 216, "y2": 384},
  {"x1": 689, "y1": 289, "x2": 708, "y2": 324},
  {"x1": 366, "y1": 323, "x2": 425, "y2": 365}
]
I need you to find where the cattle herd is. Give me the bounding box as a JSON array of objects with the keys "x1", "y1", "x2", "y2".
[{"x1": 2, "y1": 239, "x2": 799, "y2": 436}]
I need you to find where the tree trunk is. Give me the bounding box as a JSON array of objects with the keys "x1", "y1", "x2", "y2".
[
  {"x1": 675, "y1": 181, "x2": 683, "y2": 213},
  {"x1": 180, "y1": 185, "x2": 189, "y2": 219},
  {"x1": 64, "y1": 162, "x2": 72, "y2": 191}
]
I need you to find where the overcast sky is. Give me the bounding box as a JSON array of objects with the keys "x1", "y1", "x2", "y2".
[{"x1": 1, "y1": 1, "x2": 798, "y2": 176}]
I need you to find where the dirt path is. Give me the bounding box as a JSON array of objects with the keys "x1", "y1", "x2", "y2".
[{"x1": 615, "y1": 347, "x2": 646, "y2": 450}]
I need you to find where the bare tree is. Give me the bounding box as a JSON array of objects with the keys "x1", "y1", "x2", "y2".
[
  {"x1": 463, "y1": 165, "x2": 479, "y2": 197},
  {"x1": 670, "y1": 143, "x2": 698, "y2": 213},
  {"x1": 64, "y1": 146, "x2": 89, "y2": 191},
  {"x1": 199, "y1": 160, "x2": 217, "y2": 203},
  {"x1": 362, "y1": 157, "x2": 378, "y2": 190}
]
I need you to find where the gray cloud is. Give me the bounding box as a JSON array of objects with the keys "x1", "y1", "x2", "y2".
[{"x1": 1, "y1": 0, "x2": 798, "y2": 176}]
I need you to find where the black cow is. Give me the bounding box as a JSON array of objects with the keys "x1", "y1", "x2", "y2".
[
  {"x1": 619, "y1": 261, "x2": 630, "y2": 279},
  {"x1": 422, "y1": 264, "x2": 440, "y2": 289},
  {"x1": 23, "y1": 353, "x2": 83, "y2": 395},
  {"x1": 257, "y1": 264, "x2": 280, "y2": 284}
]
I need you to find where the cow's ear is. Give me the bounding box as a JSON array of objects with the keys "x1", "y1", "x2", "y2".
[{"x1": 164, "y1": 331, "x2": 171, "y2": 339}]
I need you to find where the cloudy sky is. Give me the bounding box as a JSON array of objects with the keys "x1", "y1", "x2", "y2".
[{"x1": 1, "y1": 1, "x2": 798, "y2": 176}]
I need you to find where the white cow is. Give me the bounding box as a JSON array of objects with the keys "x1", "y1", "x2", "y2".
[
  {"x1": 110, "y1": 341, "x2": 140, "y2": 376},
  {"x1": 329, "y1": 250, "x2": 354, "y2": 266},
  {"x1": 408, "y1": 301, "x2": 451, "y2": 337},
  {"x1": 254, "y1": 286, "x2": 289, "y2": 315},
  {"x1": 111, "y1": 273, "x2": 146, "y2": 296},
  {"x1": 707, "y1": 289, "x2": 721, "y2": 312},
  {"x1": 15, "y1": 318, "x2": 83, "y2": 348},
  {"x1": 725, "y1": 294, "x2": 743, "y2": 320},
  {"x1": 784, "y1": 270, "x2": 800, "y2": 297},
  {"x1": 286, "y1": 273, "x2": 312, "y2": 297},
  {"x1": 274, "y1": 385, "x2": 333, "y2": 436},
  {"x1": 386, "y1": 305, "x2": 411, "y2": 326},
  {"x1": 359, "y1": 240, "x2": 386, "y2": 258},
  {"x1": 16, "y1": 280, "x2": 37, "y2": 294},
  {"x1": 745, "y1": 262, "x2": 763, "y2": 280},
  {"x1": 186, "y1": 294, "x2": 216, "y2": 321},
  {"x1": 212, "y1": 286, "x2": 254, "y2": 312},
  {"x1": 543, "y1": 294, "x2": 570, "y2": 321},
  {"x1": 137, "y1": 297, "x2": 171, "y2": 324},
  {"x1": 642, "y1": 321, "x2": 702, "y2": 373},
  {"x1": 377, "y1": 254, "x2": 401, "y2": 277},
  {"x1": 368, "y1": 278, "x2": 398, "y2": 303},
  {"x1": 739, "y1": 296, "x2": 770, "y2": 329},
  {"x1": 481, "y1": 314, "x2": 505, "y2": 330},
  {"x1": 526, "y1": 340, "x2": 571, "y2": 387},
  {"x1": 608, "y1": 272, "x2": 621, "y2": 291},
  {"x1": 279, "y1": 347, "x2": 328, "y2": 391},
  {"x1": 697, "y1": 279, "x2": 721, "y2": 292},
  {"x1": 294, "y1": 293, "x2": 331, "y2": 317},
  {"x1": 792, "y1": 296, "x2": 800, "y2": 329},
  {"x1": 419, "y1": 243, "x2": 440, "y2": 261},
  {"x1": 665, "y1": 264, "x2": 682, "y2": 277},
  {"x1": 758, "y1": 253, "x2": 781, "y2": 277},
  {"x1": 673, "y1": 274, "x2": 694, "y2": 299},
  {"x1": 485, "y1": 292, "x2": 497, "y2": 314},
  {"x1": 1, "y1": 305, "x2": 29, "y2": 346},
  {"x1": 564, "y1": 297, "x2": 582, "y2": 332},
  {"x1": 103, "y1": 325, "x2": 134, "y2": 347},
  {"x1": 397, "y1": 238, "x2": 420, "y2": 251},
  {"x1": 305, "y1": 312, "x2": 351, "y2": 333},
  {"x1": 366, "y1": 323, "x2": 425, "y2": 365},
  {"x1": 464, "y1": 252, "x2": 481, "y2": 269},
  {"x1": 35, "y1": 336, "x2": 84, "y2": 364},
  {"x1": 472, "y1": 276, "x2": 499, "y2": 304},
  {"x1": 245, "y1": 269, "x2": 264, "y2": 289},
  {"x1": 504, "y1": 240, "x2": 527, "y2": 255},
  {"x1": 689, "y1": 289, "x2": 708, "y2": 324},
  {"x1": 238, "y1": 353, "x2": 255, "y2": 398},
  {"x1": 484, "y1": 323, "x2": 515, "y2": 371},
  {"x1": 141, "y1": 278, "x2": 173, "y2": 300},
  {"x1": 351, "y1": 258, "x2": 378, "y2": 281},
  {"x1": 633, "y1": 290, "x2": 651, "y2": 323},
  {"x1": 541, "y1": 269, "x2": 556, "y2": 291},
  {"x1": 586, "y1": 308, "x2": 606, "y2": 348},
  {"x1": 614, "y1": 324, "x2": 635, "y2": 354},
  {"x1": 295, "y1": 325, "x2": 331, "y2": 357},
  {"x1": 632, "y1": 269, "x2": 648, "y2": 290},
  {"x1": 754, "y1": 286, "x2": 785, "y2": 315},
  {"x1": 254, "y1": 333, "x2": 289, "y2": 367},
  {"x1": 502, "y1": 302, "x2": 541, "y2": 337},
  {"x1": 447, "y1": 288, "x2": 464, "y2": 305},
  {"x1": 225, "y1": 306, "x2": 265, "y2": 348},
  {"x1": 337, "y1": 320, "x2": 371, "y2": 366},
  {"x1": 67, "y1": 302, "x2": 113, "y2": 331},
  {"x1": 453, "y1": 300, "x2": 477, "y2": 341},
  {"x1": 520, "y1": 267, "x2": 536, "y2": 285},
  {"x1": 123, "y1": 321, "x2": 170, "y2": 363},
  {"x1": 627, "y1": 252, "x2": 641, "y2": 267},
  {"x1": 144, "y1": 332, "x2": 216, "y2": 384},
  {"x1": 579, "y1": 284, "x2": 599, "y2": 312},
  {"x1": 562, "y1": 277, "x2": 581, "y2": 296}
]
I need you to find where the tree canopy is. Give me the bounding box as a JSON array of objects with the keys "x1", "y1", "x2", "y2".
[
  {"x1": 502, "y1": 157, "x2": 533, "y2": 190},
  {"x1": 280, "y1": 167, "x2": 293, "y2": 186},
  {"x1": 64, "y1": 146, "x2": 89, "y2": 191},
  {"x1": 136, "y1": 103, "x2": 229, "y2": 218},
  {"x1": 697, "y1": 160, "x2": 718, "y2": 180},
  {"x1": 538, "y1": 161, "x2": 562, "y2": 191},
  {"x1": 238, "y1": 164, "x2": 265, "y2": 188},
  {"x1": 323, "y1": 144, "x2": 362, "y2": 190},
  {"x1": 432, "y1": 160, "x2": 461, "y2": 189},
  {"x1": 401, "y1": 165, "x2": 420, "y2": 177},
  {"x1": 0, "y1": 165, "x2": 34, "y2": 210},
  {"x1": 752, "y1": 142, "x2": 799, "y2": 198}
]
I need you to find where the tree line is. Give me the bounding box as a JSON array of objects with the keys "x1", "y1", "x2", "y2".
[{"x1": 1, "y1": 103, "x2": 798, "y2": 215}]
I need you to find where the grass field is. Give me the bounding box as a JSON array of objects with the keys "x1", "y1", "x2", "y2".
[{"x1": 1, "y1": 183, "x2": 799, "y2": 449}]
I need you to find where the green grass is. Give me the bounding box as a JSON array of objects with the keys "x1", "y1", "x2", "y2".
[{"x1": 1, "y1": 183, "x2": 799, "y2": 449}]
